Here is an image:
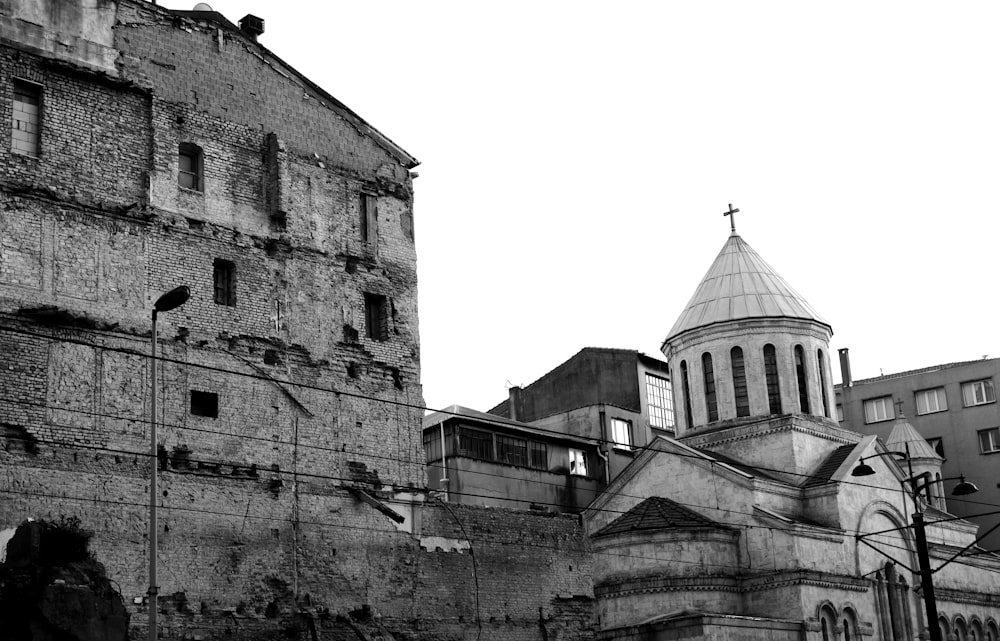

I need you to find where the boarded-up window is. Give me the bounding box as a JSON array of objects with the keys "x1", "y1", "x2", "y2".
[
  {"x1": 360, "y1": 193, "x2": 377, "y2": 243},
  {"x1": 12, "y1": 80, "x2": 41, "y2": 156}
]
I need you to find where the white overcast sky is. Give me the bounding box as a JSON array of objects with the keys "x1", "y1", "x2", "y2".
[{"x1": 189, "y1": 1, "x2": 1000, "y2": 413}]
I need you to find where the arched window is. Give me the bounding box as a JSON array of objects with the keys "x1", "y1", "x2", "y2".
[
  {"x1": 817, "y1": 349, "x2": 830, "y2": 418},
  {"x1": 680, "y1": 360, "x2": 693, "y2": 430},
  {"x1": 875, "y1": 563, "x2": 914, "y2": 641},
  {"x1": 971, "y1": 619, "x2": 985, "y2": 641},
  {"x1": 985, "y1": 619, "x2": 998, "y2": 641},
  {"x1": 763, "y1": 344, "x2": 781, "y2": 415},
  {"x1": 702, "y1": 352, "x2": 718, "y2": 423},
  {"x1": 794, "y1": 345, "x2": 810, "y2": 413},
  {"x1": 819, "y1": 605, "x2": 839, "y2": 641},
  {"x1": 957, "y1": 617, "x2": 970, "y2": 641},
  {"x1": 731, "y1": 346, "x2": 750, "y2": 417},
  {"x1": 940, "y1": 617, "x2": 952, "y2": 641},
  {"x1": 842, "y1": 608, "x2": 858, "y2": 641}
]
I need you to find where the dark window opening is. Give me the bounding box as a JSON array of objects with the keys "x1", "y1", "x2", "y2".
[
  {"x1": 263, "y1": 349, "x2": 280, "y2": 365},
  {"x1": 496, "y1": 434, "x2": 528, "y2": 467},
  {"x1": 390, "y1": 366, "x2": 403, "y2": 390},
  {"x1": 817, "y1": 349, "x2": 830, "y2": 418},
  {"x1": 731, "y1": 346, "x2": 750, "y2": 417},
  {"x1": 360, "y1": 192, "x2": 378, "y2": 243},
  {"x1": 190, "y1": 390, "x2": 219, "y2": 418},
  {"x1": 680, "y1": 361, "x2": 693, "y2": 430},
  {"x1": 794, "y1": 345, "x2": 810, "y2": 413},
  {"x1": 764, "y1": 344, "x2": 781, "y2": 415},
  {"x1": 364, "y1": 293, "x2": 388, "y2": 341},
  {"x1": 347, "y1": 363, "x2": 360, "y2": 378},
  {"x1": 343, "y1": 324, "x2": 359, "y2": 343},
  {"x1": 702, "y1": 352, "x2": 718, "y2": 423},
  {"x1": 458, "y1": 427, "x2": 493, "y2": 460},
  {"x1": 214, "y1": 259, "x2": 236, "y2": 306},
  {"x1": 178, "y1": 143, "x2": 203, "y2": 191}
]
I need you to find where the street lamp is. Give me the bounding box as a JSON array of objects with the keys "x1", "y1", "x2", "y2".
[
  {"x1": 149, "y1": 286, "x2": 189, "y2": 641},
  {"x1": 851, "y1": 451, "x2": 979, "y2": 641}
]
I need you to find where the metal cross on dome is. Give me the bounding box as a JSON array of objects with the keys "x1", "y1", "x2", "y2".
[{"x1": 723, "y1": 204, "x2": 739, "y2": 233}]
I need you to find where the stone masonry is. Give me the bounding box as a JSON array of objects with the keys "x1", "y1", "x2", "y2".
[{"x1": 0, "y1": 2, "x2": 595, "y2": 639}]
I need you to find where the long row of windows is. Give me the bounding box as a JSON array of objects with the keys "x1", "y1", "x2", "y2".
[
  {"x1": 424, "y1": 426, "x2": 592, "y2": 477},
  {"x1": 861, "y1": 379, "x2": 995, "y2": 420},
  {"x1": 677, "y1": 344, "x2": 831, "y2": 426}
]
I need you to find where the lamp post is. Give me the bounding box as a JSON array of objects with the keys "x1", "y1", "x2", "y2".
[
  {"x1": 852, "y1": 452, "x2": 979, "y2": 641},
  {"x1": 149, "y1": 286, "x2": 189, "y2": 641}
]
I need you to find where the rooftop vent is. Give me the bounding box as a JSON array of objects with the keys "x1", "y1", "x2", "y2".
[
  {"x1": 192, "y1": 3, "x2": 213, "y2": 10},
  {"x1": 240, "y1": 14, "x2": 264, "y2": 40}
]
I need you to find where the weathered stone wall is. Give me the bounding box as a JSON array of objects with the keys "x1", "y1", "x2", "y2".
[{"x1": 0, "y1": 2, "x2": 598, "y2": 639}]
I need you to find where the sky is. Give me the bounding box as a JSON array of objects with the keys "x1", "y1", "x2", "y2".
[{"x1": 186, "y1": 1, "x2": 1000, "y2": 413}]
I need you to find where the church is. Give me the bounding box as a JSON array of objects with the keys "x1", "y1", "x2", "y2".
[{"x1": 583, "y1": 218, "x2": 1000, "y2": 641}]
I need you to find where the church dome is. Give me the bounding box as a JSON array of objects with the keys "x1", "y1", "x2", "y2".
[{"x1": 665, "y1": 233, "x2": 830, "y2": 342}]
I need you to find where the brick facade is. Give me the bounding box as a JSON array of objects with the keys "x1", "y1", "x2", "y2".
[{"x1": 0, "y1": 2, "x2": 593, "y2": 639}]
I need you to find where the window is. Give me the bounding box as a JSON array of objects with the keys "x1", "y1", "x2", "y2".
[
  {"x1": 763, "y1": 344, "x2": 781, "y2": 414},
  {"x1": 496, "y1": 434, "x2": 528, "y2": 467},
  {"x1": 458, "y1": 427, "x2": 493, "y2": 460},
  {"x1": 864, "y1": 396, "x2": 894, "y2": 424},
  {"x1": 836, "y1": 404, "x2": 844, "y2": 422},
  {"x1": 11, "y1": 80, "x2": 41, "y2": 156},
  {"x1": 702, "y1": 352, "x2": 718, "y2": 423},
  {"x1": 817, "y1": 349, "x2": 830, "y2": 418},
  {"x1": 178, "y1": 143, "x2": 203, "y2": 191},
  {"x1": 962, "y1": 379, "x2": 996, "y2": 407},
  {"x1": 213, "y1": 259, "x2": 236, "y2": 306},
  {"x1": 363, "y1": 293, "x2": 388, "y2": 341},
  {"x1": 610, "y1": 418, "x2": 632, "y2": 449},
  {"x1": 529, "y1": 441, "x2": 548, "y2": 470},
  {"x1": 359, "y1": 192, "x2": 378, "y2": 243},
  {"x1": 569, "y1": 449, "x2": 588, "y2": 476},
  {"x1": 924, "y1": 437, "x2": 945, "y2": 459},
  {"x1": 190, "y1": 390, "x2": 219, "y2": 418},
  {"x1": 731, "y1": 347, "x2": 750, "y2": 418},
  {"x1": 794, "y1": 345, "x2": 810, "y2": 413},
  {"x1": 915, "y1": 388, "x2": 947, "y2": 415},
  {"x1": 645, "y1": 374, "x2": 674, "y2": 429},
  {"x1": 979, "y1": 427, "x2": 1000, "y2": 454},
  {"x1": 680, "y1": 361, "x2": 693, "y2": 430}
]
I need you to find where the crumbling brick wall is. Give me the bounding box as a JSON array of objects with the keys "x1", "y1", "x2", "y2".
[{"x1": 0, "y1": 2, "x2": 594, "y2": 640}]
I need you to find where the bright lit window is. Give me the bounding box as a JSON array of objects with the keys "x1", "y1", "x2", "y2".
[
  {"x1": 610, "y1": 418, "x2": 632, "y2": 449},
  {"x1": 915, "y1": 388, "x2": 948, "y2": 415},
  {"x1": 962, "y1": 379, "x2": 996, "y2": 407},
  {"x1": 645, "y1": 374, "x2": 674, "y2": 429},
  {"x1": 979, "y1": 427, "x2": 999, "y2": 454},
  {"x1": 863, "y1": 396, "x2": 894, "y2": 424},
  {"x1": 569, "y1": 448, "x2": 588, "y2": 476}
]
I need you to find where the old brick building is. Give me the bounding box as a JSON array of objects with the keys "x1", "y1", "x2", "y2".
[{"x1": 0, "y1": 2, "x2": 594, "y2": 639}]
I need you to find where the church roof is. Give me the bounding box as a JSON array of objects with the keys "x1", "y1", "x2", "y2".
[
  {"x1": 803, "y1": 444, "x2": 858, "y2": 488},
  {"x1": 593, "y1": 496, "x2": 727, "y2": 537},
  {"x1": 886, "y1": 416, "x2": 942, "y2": 461},
  {"x1": 665, "y1": 234, "x2": 830, "y2": 342}
]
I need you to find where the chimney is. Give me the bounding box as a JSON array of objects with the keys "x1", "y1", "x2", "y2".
[
  {"x1": 838, "y1": 348, "x2": 852, "y2": 388},
  {"x1": 239, "y1": 14, "x2": 264, "y2": 41},
  {"x1": 508, "y1": 386, "x2": 522, "y2": 422}
]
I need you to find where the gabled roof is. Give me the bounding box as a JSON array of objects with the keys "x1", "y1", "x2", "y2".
[
  {"x1": 593, "y1": 496, "x2": 727, "y2": 537},
  {"x1": 693, "y1": 447, "x2": 785, "y2": 484},
  {"x1": 665, "y1": 234, "x2": 830, "y2": 343}
]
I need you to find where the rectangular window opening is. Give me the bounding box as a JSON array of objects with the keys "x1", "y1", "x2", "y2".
[
  {"x1": 364, "y1": 293, "x2": 388, "y2": 341},
  {"x1": 962, "y1": 379, "x2": 996, "y2": 408},
  {"x1": 190, "y1": 390, "x2": 219, "y2": 418},
  {"x1": 360, "y1": 192, "x2": 377, "y2": 243},
  {"x1": 645, "y1": 374, "x2": 675, "y2": 429},
  {"x1": 926, "y1": 437, "x2": 946, "y2": 459},
  {"x1": 979, "y1": 427, "x2": 1000, "y2": 454},
  {"x1": 610, "y1": 418, "x2": 632, "y2": 450},
  {"x1": 179, "y1": 143, "x2": 203, "y2": 191},
  {"x1": 214, "y1": 259, "x2": 236, "y2": 306},
  {"x1": 916, "y1": 388, "x2": 948, "y2": 415},
  {"x1": 12, "y1": 80, "x2": 41, "y2": 157},
  {"x1": 863, "y1": 396, "x2": 894, "y2": 424},
  {"x1": 569, "y1": 448, "x2": 588, "y2": 477}
]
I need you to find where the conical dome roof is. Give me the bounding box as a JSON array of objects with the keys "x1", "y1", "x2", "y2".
[
  {"x1": 665, "y1": 234, "x2": 830, "y2": 342},
  {"x1": 886, "y1": 415, "x2": 942, "y2": 461}
]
